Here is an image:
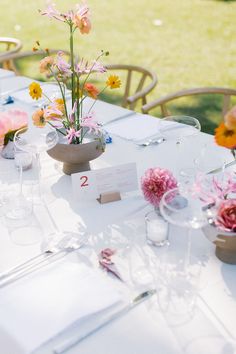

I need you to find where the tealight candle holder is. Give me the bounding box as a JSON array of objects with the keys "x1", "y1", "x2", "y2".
[{"x1": 145, "y1": 210, "x2": 169, "y2": 247}]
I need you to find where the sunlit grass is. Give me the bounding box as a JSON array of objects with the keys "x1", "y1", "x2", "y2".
[{"x1": 1, "y1": 0, "x2": 236, "y2": 134}]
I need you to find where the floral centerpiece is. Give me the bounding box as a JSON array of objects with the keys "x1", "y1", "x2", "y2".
[
  {"x1": 28, "y1": 1, "x2": 121, "y2": 174},
  {"x1": 194, "y1": 172, "x2": 236, "y2": 263},
  {"x1": 141, "y1": 167, "x2": 178, "y2": 208},
  {"x1": 0, "y1": 109, "x2": 28, "y2": 158}
]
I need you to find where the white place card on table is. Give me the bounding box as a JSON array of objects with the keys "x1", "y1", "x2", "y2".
[{"x1": 71, "y1": 163, "x2": 138, "y2": 202}]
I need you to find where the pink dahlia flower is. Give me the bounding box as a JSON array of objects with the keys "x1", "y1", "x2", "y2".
[
  {"x1": 215, "y1": 199, "x2": 236, "y2": 232},
  {"x1": 141, "y1": 167, "x2": 178, "y2": 207}
]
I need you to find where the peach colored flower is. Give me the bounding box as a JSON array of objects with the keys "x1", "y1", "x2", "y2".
[
  {"x1": 73, "y1": 5, "x2": 91, "y2": 34},
  {"x1": 224, "y1": 106, "x2": 236, "y2": 130},
  {"x1": 32, "y1": 109, "x2": 46, "y2": 127},
  {"x1": 84, "y1": 83, "x2": 99, "y2": 99},
  {"x1": 39, "y1": 56, "x2": 54, "y2": 74}
]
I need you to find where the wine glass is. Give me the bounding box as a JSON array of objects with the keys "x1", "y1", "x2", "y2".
[
  {"x1": 14, "y1": 125, "x2": 58, "y2": 198},
  {"x1": 6, "y1": 125, "x2": 58, "y2": 244},
  {"x1": 159, "y1": 116, "x2": 201, "y2": 179},
  {"x1": 160, "y1": 187, "x2": 207, "y2": 269}
]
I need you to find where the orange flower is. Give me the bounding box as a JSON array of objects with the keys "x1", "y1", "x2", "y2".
[
  {"x1": 215, "y1": 122, "x2": 236, "y2": 149},
  {"x1": 39, "y1": 56, "x2": 54, "y2": 74},
  {"x1": 224, "y1": 106, "x2": 236, "y2": 130},
  {"x1": 84, "y1": 83, "x2": 99, "y2": 99},
  {"x1": 32, "y1": 109, "x2": 46, "y2": 127}
]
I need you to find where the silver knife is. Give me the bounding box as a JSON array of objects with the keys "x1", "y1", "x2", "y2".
[
  {"x1": 53, "y1": 289, "x2": 156, "y2": 354},
  {"x1": 207, "y1": 160, "x2": 236, "y2": 175}
]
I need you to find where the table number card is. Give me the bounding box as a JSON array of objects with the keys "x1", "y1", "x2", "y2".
[{"x1": 71, "y1": 163, "x2": 138, "y2": 203}]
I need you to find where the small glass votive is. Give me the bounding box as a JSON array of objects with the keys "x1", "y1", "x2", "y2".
[{"x1": 145, "y1": 210, "x2": 169, "y2": 247}]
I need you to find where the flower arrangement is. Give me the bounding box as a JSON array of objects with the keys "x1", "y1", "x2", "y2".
[
  {"x1": 0, "y1": 109, "x2": 28, "y2": 146},
  {"x1": 192, "y1": 172, "x2": 236, "y2": 233},
  {"x1": 141, "y1": 167, "x2": 178, "y2": 207},
  {"x1": 29, "y1": 1, "x2": 121, "y2": 145},
  {"x1": 215, "y1": 106, "x2": 236, "y2": 158},
  {"x1": 214, "y1": 199, "x2": 236, "y2": 232},
  {"x1": 193, "y1": 172, "x2": 236, "y2": 206}
]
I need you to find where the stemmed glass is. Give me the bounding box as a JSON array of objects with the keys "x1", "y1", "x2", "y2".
[
  {"x1": 157, "y1": 187, "x2": 207, "y2": 324},
  {"x1": 160, "y1": 187, "x2": 207, "y2": 269},
  {"x1": 159, "y1": 116, "x2": 201, "y2": 179},
  {"x1": 7, "y1": 125, "x2": 58, "y2": 244},
  {"x1": 14, "y1": 125, "x2": 58, "y2": 200}
]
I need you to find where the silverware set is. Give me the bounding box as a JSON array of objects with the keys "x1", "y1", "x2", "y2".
[{"x1": 0, "y1": 232, "x2": 85, "y2": 288}]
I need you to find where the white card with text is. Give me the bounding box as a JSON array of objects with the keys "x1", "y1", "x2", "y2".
[{"x1": 71, "y1": 163, "x2": 138, "y2": 201}]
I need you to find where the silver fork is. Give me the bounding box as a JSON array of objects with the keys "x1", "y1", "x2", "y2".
[
  {"x1": 0, "y1": 232, "x2": 86, "y2": 288},
  {"x1": 136, "y1": 137, "x2": 166, "y2": 147}
]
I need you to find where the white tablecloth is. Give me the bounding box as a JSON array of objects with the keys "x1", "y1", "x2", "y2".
[{"x1": 0, "y1": 74, "x2": 235, "y2": 354}]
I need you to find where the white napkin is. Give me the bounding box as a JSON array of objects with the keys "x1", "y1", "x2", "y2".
[
  {"x1": 11, "y1": 83, "x2": 71, "y2": 105},
  {"x1": 104, "y1": 113, "x2": 162, "y2": 141},
  {"x1": 0, "y1": 257, "x2": 122, "y2": 354}
]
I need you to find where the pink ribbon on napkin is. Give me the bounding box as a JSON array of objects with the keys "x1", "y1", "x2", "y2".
[{"x1": 98, "y1": 248, "x2": 123, "y2": 281}]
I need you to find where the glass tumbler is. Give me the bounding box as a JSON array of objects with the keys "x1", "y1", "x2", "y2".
[{"x1": 145, "y1": 209, "x2": 169, "y2": 247}]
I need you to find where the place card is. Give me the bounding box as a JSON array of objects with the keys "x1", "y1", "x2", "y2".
[{"x1": 71, "y1": 163, "x2": 138, "y2": 203}]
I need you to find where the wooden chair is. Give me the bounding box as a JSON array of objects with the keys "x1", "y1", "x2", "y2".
[
  {"x1": 142, "y1": 87, "x2": 236, "y2": 119},
  {"x1": 0, "y1": 49, "x2": 71, "y2": 79},
  {"x1": 0, "y1": 37, "x2": 22, "y2": 71},
  {"x1": 105, "y1": 64, "x2": 157, "y2": 110}
]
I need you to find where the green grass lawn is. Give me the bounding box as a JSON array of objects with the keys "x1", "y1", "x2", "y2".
[{"x1": 1, "y1": 0, "x2": 236, "y2": 134}]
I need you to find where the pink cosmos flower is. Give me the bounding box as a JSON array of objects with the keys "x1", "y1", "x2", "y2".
[
  {"x1": 80, "y1": 112, "x2": 100, "y2": 134},
  {"x1": 55, "y1": 51, "x2": 72, "y2": 77},
  {"x1": 141, "y1": 167, "x2": 178, "y2": 207},
  {"x1": 215, "y1": 199, "x2": 236, "y2": 232},
  {"x1": 91, "y1": 60, "x2": 107, "y2": 73},
  {"x1": 40, "y1": 1, "x2": 65, "y2": 22},
  {"x1": 75, "y1": 58, "x2": 106, "y2": 75},
  {"x1": 44, "y1": 106, "x2": 63, "y2": 121},
  {"x1": 0, "y1": 110, "x2": 28, "y2": 144},
  {"x1": 66, "y1": 127, "x2": 81, "y2": 144},
  {"x1": 192, "y1": 173, "x2": 236, "y2": 205}
]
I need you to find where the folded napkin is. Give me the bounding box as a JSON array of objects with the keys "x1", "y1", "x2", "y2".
[
  {"x1": 11, "y1": 83, "x2": 71, "y2": 105},
  {"x1": 0, "y1": 257, "x2": 123, "y2": 354},
  {"x1": 104, "y1": 113, "x2": 162, "y2": 141}
]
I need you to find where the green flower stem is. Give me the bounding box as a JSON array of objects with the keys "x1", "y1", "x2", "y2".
[
  {"x1": 70, "y1": 22, "x2": 75, "y2": 108},
  {"x1": 48, "y1": 67, "x2": 69, "y2": 122},
  {"x1": 86, "y1": 85, "x2": 108, "y2": 114},
  {"x1": 47, "y1": 120, "x2": 67, "y2": 136}
]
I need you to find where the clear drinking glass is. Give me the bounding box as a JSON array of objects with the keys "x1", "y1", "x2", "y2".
[
  {"x1": 14, "y1": 125, "x2": 58, "y2": 199},
  {"x1": 159, "y1": 116, "x2": 201, "y2": 178},
  {"x1": 160, "y1": 188, "x2": 207, "y2": 269},
  {"x1": 5, "y1": 125, "x2": 58, "y2": 244},
  {"x1": 145, "y1": 209, "x2": 169, "y2": 247},
  {"x1": 154, "y1": 245, "x2": 202, "y2": 326}
]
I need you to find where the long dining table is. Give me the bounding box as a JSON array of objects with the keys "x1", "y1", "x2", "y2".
[{"x1": 0, "y1": 69, "x2": 235, "y2": 354}]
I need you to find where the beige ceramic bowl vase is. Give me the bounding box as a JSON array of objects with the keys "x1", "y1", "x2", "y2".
[
  {"x1": 203, "y1": 224, "x2": 236, "y2": 264},
  {"x1": 47, "y1": 133, "x2": 105, "y2": 175}
]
